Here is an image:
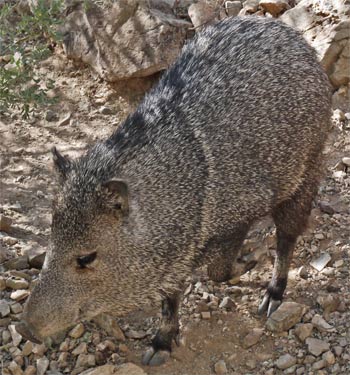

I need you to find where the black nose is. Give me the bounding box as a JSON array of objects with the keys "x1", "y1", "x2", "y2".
[{"x1": 16, "y1": 322, "x2": 42, "y2": 344}]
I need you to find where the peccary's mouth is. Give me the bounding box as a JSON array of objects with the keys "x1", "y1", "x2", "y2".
[{"x1": 16, "y1": 322, "x2": 43, "y2": 344}]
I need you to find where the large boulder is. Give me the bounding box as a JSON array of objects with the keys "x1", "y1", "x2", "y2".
[{"x1": 62, "y1": 0, "x2": 191, "y2": 81}]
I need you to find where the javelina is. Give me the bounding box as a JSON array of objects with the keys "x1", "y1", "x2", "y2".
[{"x1": 17, "y1": 17, "x2": 331, "y2": 366}]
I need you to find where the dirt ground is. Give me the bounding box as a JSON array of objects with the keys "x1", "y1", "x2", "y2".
[{"x1": 1, "y1": 54, "x2": 350, "y2": 375}]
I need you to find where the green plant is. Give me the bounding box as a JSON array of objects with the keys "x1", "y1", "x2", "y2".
[{"x1": 0, "y1": 0, "x2": 64, "y2": 118}]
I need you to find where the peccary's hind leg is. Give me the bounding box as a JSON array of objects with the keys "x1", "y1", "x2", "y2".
[
  {"x1": 142, "y1": 292, "x2": 181, "y2": 366},
  {"x1": 258, "y1": 170, "x2": 320, "y2": 317},
  {"x1": 207, "y1": 225, "x2": 250, "y2": 282}
]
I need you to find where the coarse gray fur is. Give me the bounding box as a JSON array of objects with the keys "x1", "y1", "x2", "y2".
[{"x1": 18, "y1": 16, "x2": 332, "y2": 364}]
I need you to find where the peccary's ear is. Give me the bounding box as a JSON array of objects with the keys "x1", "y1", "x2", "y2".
[
  {"x1": 101, "y1": 179, "x2": 129, "y2": 215},
  {"x1": 51, "y1": 146, "x2": 71, "y2": 181}
]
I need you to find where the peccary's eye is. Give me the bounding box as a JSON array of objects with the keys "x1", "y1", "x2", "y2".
[{"x1": 77, "y1": 252, "x2": 97, "y2": 269}]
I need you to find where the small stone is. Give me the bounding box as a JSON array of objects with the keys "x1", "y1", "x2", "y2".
[
  {"x1": 242, "y1": 328, "x2": 264, "y2": 348},
  {"x1": 115, "y1": 363, "x2": 147, "y2": 375},
  {"x1": 36, "y1": 356, "x2": 50, "y2": 375},
  {"x1": 69, "y1": 323, "x2": 85, "y2": 339},
  {"x1": 32, "y1": 343, "x2": 47, "y2": 356},
  {"x1": 219, "y1": 296, "x2": 236, "y2": 310},
  {"x1": 45, "y1": 110, "x2": 58, "y2": 122},
  {"x1": 10, "y1": 289, "x2": 30, "y2": 301},
  {"x1": 8, "y1": 361, "x2": 23, "y2": 375},
  {"x1": 4, "y1": 256, "x2": 29, "y2": 271},
  {"x1": 298, "y1": 266, "x2": 309, "y2": 279},
  {"x1": 317, "y1": 294, "x2": 340, "y2": 316},
  {"x1": 306, "y1": 338, "x2": 330, "y2": 356},
  {"x1": 266, "y1": 302, "x2": 308, "y2": 332},
  {"x1": 10, "y1": 303, "x2": 22, "y2": 314},
  {"x1": 322, "y1": 350, "x2": 335, "y2": 365},
  {"x1": 275, "y1": 354, "x2": 297, "y2": 370},
  {"x1": 9, "y1": 324, "x2": 22, "y2": 346},
  {"x1": 311, "y1": 314, "x2": 336, "y2": 333},
  {"x1": 310, "y1": 253, "x2": 331, "y2": 272},
  {"x1": 0, "y1": 214, "x2": 12, "y2": 233},
  {"x1": 214, "y1": 359, "x2": 228, "y2": 374},
  {"x1": 76, "y1": 354, "x2": 90, "y2": 368},
  {"x1": 246, "y1": 359, "x2": 256, "y2": 369},
  {"x1": 242, "y1": 0, "x2": 259, "y2": 13},
  {"x1": 319, "y1": 201, "x2": 335, "y2": 215},
  {"x1": 2, "y1": 329, "x2": 11, "y2": 344},
  {"x1": 334, "y1": 346, "x2": 343, "y2": 356},
  {"x1": 188, "y1": 2, "x2": 218, "y2": 30},
  {"x1": 201, "y1": 311, "x2": 211, "y2": 320},
  {"x1": 342, "y1": 157, "x2": 350, "y2": 166},
  {"x1": 0, "y1": 300, "x2": 11, "y2": 317},
  {"x1": 225, "y1": 1, "x2": 242, "y2": 17},
  {"x1": 259, "y1": 0, "x2": 290, "y2": 17},
  {"x1": 24, "y1": 366, "x2": 36, "y2": 375},
  {"x1": 93, "y1": 314, "x2": 125, "y2": 341},
  {"x1": 22, "y1": 340, "x2": 33, "y2": 356},
  {"x1": 295, "y1": 323, "x2": 313, "y2": 342},
  {"x1": 99, "y1": 106, "x2": 113, "y2": 115},
  {"x1": 0, "y1": 276, "x2": 6, "y2": 290},
  {"x1": 58, "y1": 113, "x2": 71, "y2": 126},
  {"x1": 58, "y1": 352, "x2": 69, "y2": 368},
  {"x1": 72, "y1": 342, "x2": 87, "y2": 355},
  {"x1": 125, "y1": 329, "x2": 148, "y2": 339},
  {"x1": 6, "y1": 278, "x2": 29, "y2": 290},
  {"x1": 25, "y1": 246, "x2": 46, "y2": 269},
  {"x1": 312, "y1": 359, "x2": 326, "y2": 370}
]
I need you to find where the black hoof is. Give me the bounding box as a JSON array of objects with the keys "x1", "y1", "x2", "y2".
[
  {"x1": 142, "y1": 347, "x2": 170, "y2": 366},
  {"x1": 258, "y1": 292, "x2": 282, "y2": 317}
]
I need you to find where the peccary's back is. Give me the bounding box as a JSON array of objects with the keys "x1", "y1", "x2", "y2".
[{"x1": 79, "y1": 17, "x2": 331, "y2": 258}]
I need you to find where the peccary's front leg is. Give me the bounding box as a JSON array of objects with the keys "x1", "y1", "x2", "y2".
[{"x1": 142, "y1": 292, "x2": 181, "y2": 366}]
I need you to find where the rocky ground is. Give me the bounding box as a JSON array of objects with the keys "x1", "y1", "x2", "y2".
[{"x1": 1, "y1": 1, "x2": 350, "y2": 375}]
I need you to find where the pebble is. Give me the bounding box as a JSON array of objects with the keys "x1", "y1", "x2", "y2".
[
  {"x1": 214, "y1": 359, "x2": 228, "y2": 374},
  {"x1": 242, "y1": 328, "x2": 264, "y2": 348},
  {"x1": 69, "y1": 323, "x2": 85, "y2": 339},
  {"x1": 306, "y1": 338, "x2": 330, "y2": 356},
  {"x1": 58, "y1": 113, "x2": 71, "y2": 126},
  {"x1": 22, "y1": 341, "x2": 33, "y2": 356},
  {"x1": 219, "y1": 296, "x2": 236, "y2": 310},
  {"x1": 0, "y1": 214, "x2": 12, "y2": 232},
  {"x1": 201, "y1": 311, "x2": 211, "y2": 320},
  {"x1": 322, "y1": 350, "x2": 335, "y2": 365},
  {"x1": 6, "y1": 278, "x2": 29, "y2": 290},
  {"x1": 125, "y1": 329, "x2": 148, "y2": 339},
  {"x1": 93, "y1": 314, "x2": 125, "y2": 341},
  {"x1": 266, "y1": 302, "x2": 308, "y2": 332},
  {"x1": 275, "y1": 353, "x2": 297, "y2": 369},
  {"x1": 10, "y1": 303, "x2": 22, "y2": 314},
  {"x1": 8, "y1": 361, "x2": 23, "y2": 375},
  {"x1": 294, "y1": 323, "x2": 314, "y2": 342},
  {"x1": 0, "y1": 276, "x2": 6, "y2": 290},
  {"x1": 36, "y1": 356, "x2": 50, "y2": 375},
  {"x1": 259, "y1": 0, "x2": 290, "y2": 17},
  {"x1": 72, "y1": 342, "x2": 87, "y2": 355},
  {"x1": 23, "y1": 366, "x2": 36, "y2": 375},
  {"x1": 310, "y1": 253, "x2": 332, "y2": 272},
  {"x1": 4, "y1": 256, "x2": 29, "y2": 271},
  {"x1": 342, "y1": 157, "x2": 350, "y2": 166},
  {"x1": 10, "y1": 289, "x2": 30, "y2": 301},
  {"x1": 45, "y1": 110, "x2": 58, "y2": 122},
  {"x1": 9, "y1": 324, "x2": 22, "y2": 346},
  {"x1": 313, "y1": 359, "x2": 326, "y2": 370},
  {"x1": 311, "y1": 314, "x2": 336, "y2": 333},
  {"x1": 225, "y1": 0, "x2": 242, "y2": 16},
  {"x1": 0, "y1": 300, "x2": 11, "y2": 317}
]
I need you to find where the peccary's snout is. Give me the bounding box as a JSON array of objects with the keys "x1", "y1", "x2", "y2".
[{"x1": 16, "y1": 321, "x2": 42, "y2": 344}]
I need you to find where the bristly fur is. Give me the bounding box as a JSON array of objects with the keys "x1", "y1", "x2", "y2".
[{"x1": 21, "y1": 17, "x2": 331, "y2": 347}]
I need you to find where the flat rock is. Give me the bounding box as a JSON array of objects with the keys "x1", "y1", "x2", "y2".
[
  {"x1": 4, "y1": 256, "x2": 29, "y2": 271},
  {"x1": 10, "y1": 289, "x2": 30, "y2": 301},
  {"x1": 275, "y1": 354, "x2": 297, "y2": 370},
  {"x1": 280, "y1": 5, "x2": 314, "y2": 31},
  {"x1": 0, "y1": 300, "x2": 11, "y2": 318},
  {"x1": 116, "y1": 363, "x2": 147, "y2": 375},
  {"x1": 310, "y1": 253, "x2": 331, "y2": 272},
  {"x1": 6, "y1": 278, "x2": 29, "y2": 290},
  {"x1": 306, "y1": 338, "x2": 330, "y2": 356},
  {"x1": 242, "y1": 328, "x2": 264, "y2": 348},
  {"x1": 125, "y1": 329, "x2": 148, "y2": 339},
  {"x1": 62, "y1": 0, "x2": 190, "y2": 81},
  {"x1": 0, "y1": 214, "x2": 12, "y2": 233},
  {"x1": 23, "y1": 245, "x2": 46, "y2": 269},
  {"x1": 69, "y1": 323, "x2": 85, "y2": 339},
  {"x1": 225, "y1": 1, "x2": 242, "y2": 17},
  {"x1": 9, "y1": 324, "x2": 22, "y2": 346},
  {"x1": 266, "y1": 302, "x2": 308, "y2": 332}
]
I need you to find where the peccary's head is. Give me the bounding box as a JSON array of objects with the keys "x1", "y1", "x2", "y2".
[{"x1": 17, "y1": 145, "x2": 135, "y2": 341}]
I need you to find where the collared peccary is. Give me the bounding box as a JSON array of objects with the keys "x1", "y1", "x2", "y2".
[{"x1": 17, "y1": 17, "x2": 331, "y2": 366}]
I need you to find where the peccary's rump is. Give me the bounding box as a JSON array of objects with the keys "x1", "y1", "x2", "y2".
[{"x1": 19, "y1": 17, "x2": 331, "y2": 343}]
